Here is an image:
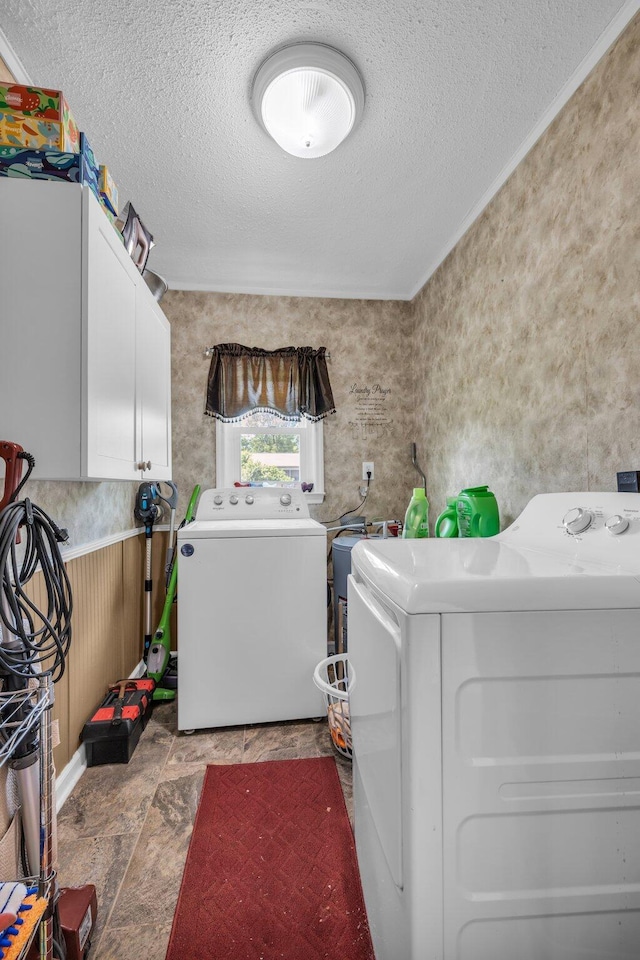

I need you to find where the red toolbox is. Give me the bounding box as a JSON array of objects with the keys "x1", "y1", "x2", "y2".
[{"x1": 81, "y1": 678, "x2": 155, "y2": 766}]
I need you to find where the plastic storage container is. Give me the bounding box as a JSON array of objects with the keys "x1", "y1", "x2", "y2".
[
  {"x1": 332, "y1": 535, "x2": 371, "y2": 654},
  {"x1": 313, "y1": 654, "x2": 352, "y2": 759}
]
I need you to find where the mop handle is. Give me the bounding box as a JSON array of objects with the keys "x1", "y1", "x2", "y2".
[
  {"x1": 165, "y1": 509, "x2": 176, "y2": 585},
  {"x1": 143, "y1": 528, "x2": 153, "y2": 659}
]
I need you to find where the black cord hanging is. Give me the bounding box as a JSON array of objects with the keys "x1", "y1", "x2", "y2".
[
  {"x1": 0, "y1": 499, "x2": 72, "y2": 683},
  {"x1": 320, "y1": 475, "x2": 371, "y2": 526}
]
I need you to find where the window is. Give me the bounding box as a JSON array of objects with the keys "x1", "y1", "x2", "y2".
[{"x1": 216, "y1": 411, "x2": 325, "y2": 504}]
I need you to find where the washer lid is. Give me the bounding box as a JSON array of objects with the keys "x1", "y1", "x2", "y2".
[
  {"x1": 178, "y1": 518, "x2": 326, "y2": 539},
  {"x1": 351, "y1": 490, "x2": 640, "y2": 614},
  {"x1": 351, "y1": 537, "x2": 640, "y2": 614}
]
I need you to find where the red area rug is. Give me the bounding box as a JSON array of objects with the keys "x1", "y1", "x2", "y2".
[{"x1": 166, "y1": 757, "x2": 374, "y2": 960}]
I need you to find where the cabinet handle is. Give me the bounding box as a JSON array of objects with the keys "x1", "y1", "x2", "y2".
[{"x1": 137, "y1": 460, "x2": 152, "y2": 472}]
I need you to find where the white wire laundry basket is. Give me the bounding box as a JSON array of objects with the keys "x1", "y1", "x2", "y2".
[{"x1": 313, "y1": 654, "x2": 354, "y2": 760}]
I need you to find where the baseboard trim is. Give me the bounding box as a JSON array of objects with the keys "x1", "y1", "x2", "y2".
[
  {"x1": 55, "y1": 659, "x2": 148, "y2": 812},
  {"x1": 55, "y1": 745, "x2": 87, "y2": 812}
]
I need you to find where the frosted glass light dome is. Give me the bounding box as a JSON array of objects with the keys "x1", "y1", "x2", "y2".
[{"x1": 252, "y1": 43, "x2": 365, "y2": 159}]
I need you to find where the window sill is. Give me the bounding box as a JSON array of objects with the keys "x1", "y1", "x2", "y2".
[{"x1": 305, "y1": 491, "x2": 325, "y2": 505}]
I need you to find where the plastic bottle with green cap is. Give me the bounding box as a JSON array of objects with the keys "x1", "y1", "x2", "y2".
[
  {"x1": 435, "y1": 497, "x2": 458, "y2": 538},
  {"x1": 402, "y1": 487, "x2": 429, "y2": 539}
]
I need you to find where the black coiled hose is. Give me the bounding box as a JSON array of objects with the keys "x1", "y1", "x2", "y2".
[{"x1": 0, "y1": 499, "x2": 72, "y2": 683}]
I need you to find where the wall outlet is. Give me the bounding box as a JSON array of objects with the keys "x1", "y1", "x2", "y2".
[{"x1": 362, "y1": 461, "x2": 374, "y2": 480}]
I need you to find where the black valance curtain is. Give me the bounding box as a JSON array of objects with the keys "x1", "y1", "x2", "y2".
[{"x1": 205, "y1": 343, "x2": 336, "y2": 423}]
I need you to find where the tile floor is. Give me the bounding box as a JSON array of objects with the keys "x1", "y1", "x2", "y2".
[{"x1": 56, "y1": 701, "x2": 352, "y2": 959}]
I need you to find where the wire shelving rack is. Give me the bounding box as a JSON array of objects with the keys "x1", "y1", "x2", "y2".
[{"x1": 0, "y1": 675, "x2": 55, "y2": 960}]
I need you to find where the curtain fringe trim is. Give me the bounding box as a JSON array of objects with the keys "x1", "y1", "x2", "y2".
[{"x1": 204, "y1": 405, "x2": 336, "y2": 424}]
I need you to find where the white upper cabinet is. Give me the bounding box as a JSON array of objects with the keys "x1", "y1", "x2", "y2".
[
  {"x1": 135, "y1": 287, "x2": 172, "y2": 479},
  {"x1": 0, "y1": 179, "x2": 172, "y2": 481}
]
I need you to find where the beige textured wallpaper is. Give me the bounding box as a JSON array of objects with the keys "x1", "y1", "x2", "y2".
[
  {"x1": 163, "y1": 292, "x2": 417, "y2": 527},
  {"x1": 13, "y1": 13, "x2": 638, "y2": 547},
  {"x1": 23, "y1": 480, "x2": 137, "y2": 549},
  {"x1": 413, "y1": 13, "x2": 640, "y2": 530}
]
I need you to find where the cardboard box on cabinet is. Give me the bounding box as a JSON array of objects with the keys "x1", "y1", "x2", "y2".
[
  {"x1": 0, "y1": 112, "x2": 79, "y2": 152},
  {"x1": 98, "y1": 164, "x2": 119, "y2": 215},
  {"x1": 0, "y1": 132, "x2": 100, "y2": 199},
  {"x1": 99, "y1": 200, "x2": 122, "y2": 235},
  {"x1": 0, "y1": 84, "x2": 79, "y2": 148}
]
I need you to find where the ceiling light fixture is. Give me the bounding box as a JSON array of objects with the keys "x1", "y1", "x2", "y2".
[{"x1": 252, "y1": 43, "x2": 365, "y2": 159}]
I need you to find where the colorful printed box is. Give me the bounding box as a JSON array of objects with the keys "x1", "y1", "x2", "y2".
[
  {"x1": 79, "y1": 133, "x2": 99, "y2": 187},
  {"x1": 98, "y1": 164, "x2": 119, "y2": 216},
  {"x1": 99, "y1": 198, "x2": 117, "y2": 227},
  {"x1": 0, "y1": 132, "x2": 100, "y2": 200},
  {"x1": 0, "y1": 112, "x2": 79, "y2": 152},
  {"x1": 0, "y1": 84, "x2": 79, "y2": 148}
]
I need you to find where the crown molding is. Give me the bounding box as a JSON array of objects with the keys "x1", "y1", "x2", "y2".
[{"x1": 165, "y1": 277, "x2": 411, "y2": 301}]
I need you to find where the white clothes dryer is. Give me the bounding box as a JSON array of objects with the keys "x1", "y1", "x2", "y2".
[
  {"x1": 177, "y1": 487, "x2": 326, "y2": 731},
  {"x1": 348, "y1": 492, "x2": 640, "y2": 960}
]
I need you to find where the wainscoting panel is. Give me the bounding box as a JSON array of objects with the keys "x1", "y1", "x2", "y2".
[
  {"x1": 122, "y1": 534, "x2": 145, "y2": 674},
  {"x1": 23, "y1": 570, "x2": 71, "y2": 773},
  {"x1": 20, "y1": 533, "x2": 160, "y2": 772},
  {"x1": 66, "y1": 543, "x2": 125, "y2": 757}
]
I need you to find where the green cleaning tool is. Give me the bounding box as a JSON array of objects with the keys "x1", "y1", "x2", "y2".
[{"x1": 147, "y1": 484, "x2": 200, "y2": 702}]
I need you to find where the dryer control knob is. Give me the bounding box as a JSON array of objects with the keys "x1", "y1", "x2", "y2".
[
  {"x1": 563, "y1": 507, "x2": 593, "y2": 535},
  {"x1": 245, "y1": 495, "x2": 254, "y2": 505},
  {"x1": 229, "y1": 495, "x2": 239, "y2": 505},
  {"x1": 280, "y1": 494, "x2": 292, "y2": 506},
  {"x1": 213, "y1": 495, "x2": 223, "y2": 505},
  {"x1": 605, "y1": 514, "x2": 629, "y2": 536}
]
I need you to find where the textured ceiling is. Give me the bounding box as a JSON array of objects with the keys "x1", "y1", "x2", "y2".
[{"x1": 1, "y1": 0, "x2": 637, "y2": 299}]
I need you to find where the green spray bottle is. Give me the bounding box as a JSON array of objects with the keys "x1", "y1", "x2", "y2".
[{"x1": 402, "y1": 487, "x2": 429, "y2": 539}]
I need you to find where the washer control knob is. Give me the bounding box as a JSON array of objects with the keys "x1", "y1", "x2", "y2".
[
  {"x1": 213, "y1": 495, "x2": 223, "y2": 505},
  {"x1": 563, "y1": 507, "x2": 593, "y2": 535},
  {"x1": 229, "y1": 495, "x2": 239, "y2": 505},
  {"x1": 605, "y1": 514, "x2": 629, "y2": 536},
  {"x1": 280, "y1": 493, "x2": 292, "y2": 506},
  {"x1": 245, "y1": 495, "x2": 255, "y2": 505}
]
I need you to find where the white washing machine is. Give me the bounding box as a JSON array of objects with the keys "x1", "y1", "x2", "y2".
[
  {"x1": 348, "y1": 492, "x2": 640, "y2": 960},
  {"x1": 177, "y1": 487, "x2": 326, "y2": 731}
]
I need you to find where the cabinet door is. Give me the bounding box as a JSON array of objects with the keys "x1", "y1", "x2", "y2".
[
  {"x1": 84, "y1": 199, "x2": 137, "y2": 479},
  {"x1": 0, "y1": 179, "x2": 84, "y2": 479},
  {"x1": 135, "y1": 290, "x2": 172, "y2": 480}
]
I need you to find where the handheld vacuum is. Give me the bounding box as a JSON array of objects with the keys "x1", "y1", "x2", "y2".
[{"x1": 134, "y1": 481, "x2": 162, "y2": 665}]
